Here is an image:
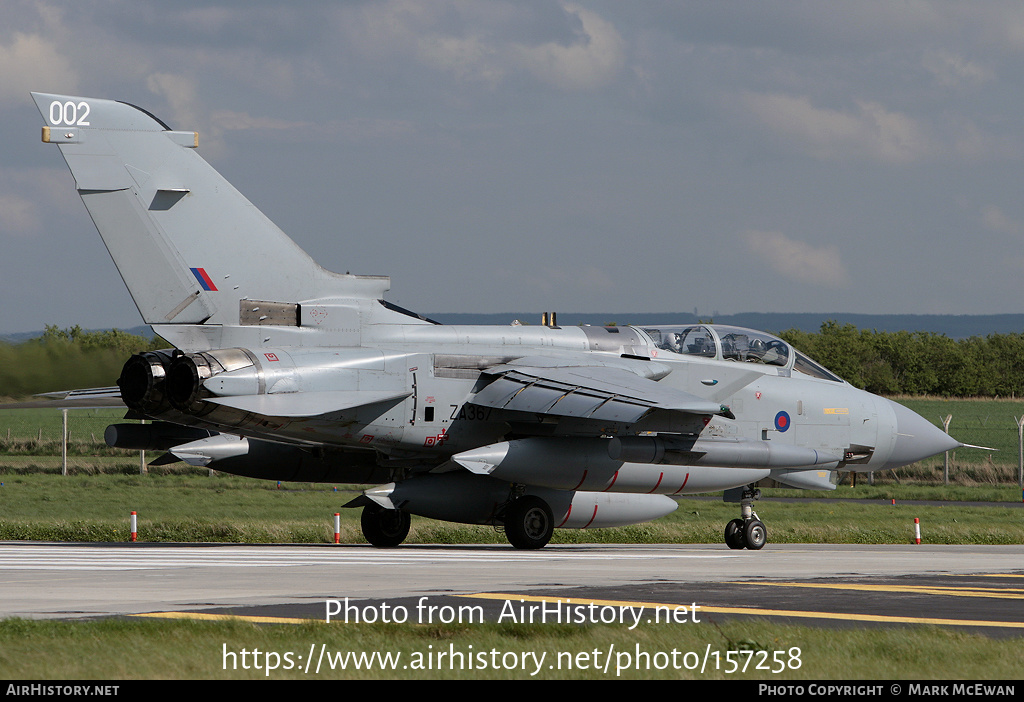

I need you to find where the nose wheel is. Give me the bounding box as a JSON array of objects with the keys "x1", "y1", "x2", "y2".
[{"x1": 723, "y1": 486, "x2": 767, "y2": 550}]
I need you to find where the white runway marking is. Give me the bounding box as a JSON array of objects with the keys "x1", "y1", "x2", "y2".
[
  {"x1": 0, "y1": 544, "x2": 739, "y2": 571},
  {"x1": 3, "y1": 542, "x2": 1022, "y2": 621}
]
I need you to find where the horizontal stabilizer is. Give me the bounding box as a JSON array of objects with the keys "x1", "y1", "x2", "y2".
[
  {"x1": 1, "y1": 386, "x2": 125, "y2": 410},
  {"x1": 204, "y1": 390, "x2": 411, "y2": 417}
]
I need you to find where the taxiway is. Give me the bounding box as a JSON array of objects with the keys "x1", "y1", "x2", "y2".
[{"x1": 1, "y1": 542, "x2": 1022, "y2": 635}]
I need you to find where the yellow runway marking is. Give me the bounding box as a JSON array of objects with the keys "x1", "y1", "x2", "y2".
[
  {"x1": 975, "y1": 573, "x2": 1024, "y2": 579},
  {"x1": 133, "y1": 611, "x2": 308, "y2": 625},
  {"x1": 457, "y1": 593, "x2": 1024, "y2": 630},
  {"x1": 724, "y1": 581, "x2": 1024, "y2": 600}
]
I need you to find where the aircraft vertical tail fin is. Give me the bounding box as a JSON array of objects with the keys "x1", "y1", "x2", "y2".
[{"x1": 32, "y1": 93, "x2": 388, "y2": 327}]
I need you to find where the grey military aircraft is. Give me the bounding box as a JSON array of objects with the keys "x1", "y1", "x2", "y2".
[{"x1": 31, "y1": 92, "x2": 962, "y2": 550}]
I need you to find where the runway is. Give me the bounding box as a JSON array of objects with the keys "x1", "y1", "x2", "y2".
[{"x1": 2, "y1": 541, "x2": 1023, "y2": 636}]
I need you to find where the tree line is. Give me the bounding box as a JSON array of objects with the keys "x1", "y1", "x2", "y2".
[
  {"x1": 779, "y1": 321, "x2": 1024, "y2": 397},
  {"x1": 0, "y1": 326, "x2": 164, "y2": 399}
]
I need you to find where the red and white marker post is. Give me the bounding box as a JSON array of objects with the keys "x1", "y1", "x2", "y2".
[
  {"x1": 334, "y1": 513, "x2": 341, "y2": 544},
  {"x1": 914, "y1": 517, "x2": 921, "y2": 545},
  {"x1": 130, "y1": 511, "x2": 138, "y2": 542}
]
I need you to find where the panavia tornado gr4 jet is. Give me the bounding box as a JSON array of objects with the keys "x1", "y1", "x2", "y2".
[{"x1": 31, "y1": 92, "x2": 963, "y2": 550}]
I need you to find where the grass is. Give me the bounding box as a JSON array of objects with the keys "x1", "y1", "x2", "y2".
[
  {"x1": 897, "y1": 397, "x2": 1024, "y2": 464},
  {"x1": 0, "y1": 616, "x2": 1020, "y2": 679},
  {"x1": 0, "y1": 408, "x2": 125, "y2": 444},
  {"x1": 765, "y1": 484, "x2": 1021, "y2": 502},
  {"x1": 0, "y1": 472, "x2": 1021, "y2": 545}
]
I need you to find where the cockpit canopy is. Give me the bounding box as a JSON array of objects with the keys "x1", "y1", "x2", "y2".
[{"x1": 640, "y1": 324, "x2": 842, "y2": 382}]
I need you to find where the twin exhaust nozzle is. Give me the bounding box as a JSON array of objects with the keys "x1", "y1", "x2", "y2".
[{"x1": 118, "y1": 348, "x2": 256, "y2": 416}]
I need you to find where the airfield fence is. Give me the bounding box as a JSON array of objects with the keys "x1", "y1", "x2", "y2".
[
  {"x1": 0, "y1": 407, "x2": 150, "y2": 475},
  {"x1": 0, "y1": 406, "x2": 1022, "y2": 487}
]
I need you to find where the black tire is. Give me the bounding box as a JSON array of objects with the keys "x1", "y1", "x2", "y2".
[
  {"x1": 504, "y1": 496, "x2": 554, "y2": 550},
  {"x1": 724, "y1": 518, "x2": 746, "y2": 549},
  {"x1": 743, "y1": 519, "x2": 767, "y2": 550},
  {"x1": 360, "y1": 504, "x2": 411, "y2": 548}
]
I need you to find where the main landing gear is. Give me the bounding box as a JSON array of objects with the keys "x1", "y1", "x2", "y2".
[
  {"x1": 502, "y1": 495, "x2": 554, "y2": 550},
  {"x1": 723, "y1": 486, "x2": 767, "y2": 550},
  {"x1": 357, "y1": 494, "x2": 557, "y2": 550},
  {"x1": 360, "y1": 504, "x2": 411, "y2": 548}
]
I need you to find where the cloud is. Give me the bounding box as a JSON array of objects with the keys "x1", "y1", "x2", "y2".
[
  {"x1": 0, "y1": 31, "x2": 79, "y2": 104},
  {"x1": 0, "y1": 193, "x2": 41, "y2": 235},
  {"x1": 211, "y1": 110, "x2": 310, "y2": 133},
  {"x1": 146, "y1": 73, "x2": 201, "y2": 128},
  {"x1": 336, "y1": 1, "x2": 625, "y2": 92},
  {"x1": 981, "y1": 205, "x2": 1023, "y2": 236},
  {"x1": 741, "y1": 93, "x2": 931, "y2": 164},
  {"x1": 0, "y1": 168, "x2": 78, "y2": 238},
  {"x1": 146, "y1": 73, "x2": 233, "y2": 154},
  {"x1": 513, "y1": 3, "x2": 626, "y2": 91},
  {"x1": 743, "y1": 230, "x2": 850, "y2": 287},
  {"x1": 921, "y1": 50, "x2": 994, "y2": 89},
  {"x1": 416, "y1": 34, "x2": 505, "y2": 88}
]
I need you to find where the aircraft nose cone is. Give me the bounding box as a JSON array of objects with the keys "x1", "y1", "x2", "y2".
[{"x1": 886, "y1": 400, "x2": 960, "y2": 467}]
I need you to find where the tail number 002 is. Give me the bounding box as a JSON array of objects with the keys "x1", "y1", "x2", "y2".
[{"x1": 48, "y1": 100, "x2": 90, "y2": 127}]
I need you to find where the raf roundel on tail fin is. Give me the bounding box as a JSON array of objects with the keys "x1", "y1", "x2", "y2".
[{"x1": 32, "y1": 92, "x2": 388, "y2": 330}]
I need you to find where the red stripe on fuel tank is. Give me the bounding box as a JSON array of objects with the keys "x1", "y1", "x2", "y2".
[
  {"x1": 648, "y1": 472, "x2": 664, "y2": 494},
  {"x1": 672, "y1": 472, "x2": 691, "y2": 495},
  {"x1": 557, "y1": 505, "x2": 572, "y2": 528},
  {"x1": 603, "y1": 471, "x2": 619, "y2": 491}
]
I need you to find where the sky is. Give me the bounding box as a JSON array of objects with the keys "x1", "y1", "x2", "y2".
[{"x1": 3, "y1": 1, "x2": 1024, "y2": 333}]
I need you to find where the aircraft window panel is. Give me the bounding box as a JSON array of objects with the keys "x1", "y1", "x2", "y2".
[
  {"x1": 793, "y1": 351, "x2": 843, "y2": 383},
  {"x1": 720, "y1": 332, "x2": 749, "y2": 361},
  {"x1": 643, "y1": 326, "x2": 717, "y2": 358},
  {"x1": 680, "y1": 327, "x2": 717, "y2": 357},
  {"x1": 711, "y1": 325, "x2": 790, "y2": 368}
]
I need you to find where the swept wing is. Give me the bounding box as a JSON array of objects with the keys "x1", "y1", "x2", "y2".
[{"x1": 470, "y1": 357, "x2": 730, "y2": 425}]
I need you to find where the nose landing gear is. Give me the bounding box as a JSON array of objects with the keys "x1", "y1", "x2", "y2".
[{"x1": 723, "y1": 486, "x2": 767, "y2": 550}]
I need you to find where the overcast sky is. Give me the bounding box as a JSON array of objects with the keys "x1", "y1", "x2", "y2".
[{"x1": 3, "y1": 1, "x2": 1024, "y2": 333}]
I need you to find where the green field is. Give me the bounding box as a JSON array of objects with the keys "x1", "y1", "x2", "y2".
[
  {"x1": 0, "y1": 472, "x2": 1020, "y2": 545},
  {"x1": 1, "y1": 616, "x2": 1020, "y2": 680},
  {"x1": 898, "y1": 397, "x2": 1024, "y2": 473}
]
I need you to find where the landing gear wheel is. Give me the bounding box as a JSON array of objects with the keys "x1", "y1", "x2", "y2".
[
  {"x1": 360, "y1": 504, "x2": 411, "y2": 547},
  {"x1": 724, "y1": 519, "x2": 746, "y2": 549},
  {"x1": 504, "y1": 496, "x2": 554, "y2": 550},
  {"x1": 723, "y1": 484, "x2": 768, "y2": 550},
  {"x1": 743, "y1": 519, "x2": 767, "y2": 550}
]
